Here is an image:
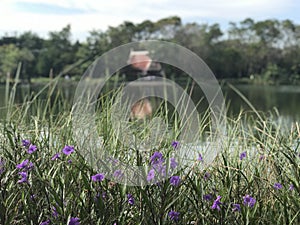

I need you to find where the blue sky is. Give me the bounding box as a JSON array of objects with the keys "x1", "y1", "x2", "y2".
[{"x1": 0, "y1": 0, "x2": 299, "y2": 41}]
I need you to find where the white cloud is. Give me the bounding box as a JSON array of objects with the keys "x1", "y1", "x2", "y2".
[{"x1": 0, "y1": 0, "x2": 298, "y2": 41}]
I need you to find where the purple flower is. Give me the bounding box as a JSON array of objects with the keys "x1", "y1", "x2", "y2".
[
  {"x1": 91, "y1": 173, "x2": 105, "y2": 182},
  {"x1": 51, "y1": 153, "x2": 60, "y2": 160},
  {"x1": 17, "y1": 171, "x2": 28, "y2": 183},
  {"x1": 28, "y1": 162, "x2": 34, "y2": 170},
  {"x1": 68, "y1": 217, "x2": 80, "y2": 225},
  {"x1": 16, "y1": 159, "x2": 29, "y2": 169},
  {"x1": 27, "y1": 144, "x2": 37, "y2": 154},
  {"x1": 94, "y1": 193, "x2": 100, "y2": 202},
  {"x1": 62, "y1": 145, "x2": 74, "y2": 155},
  {"x1": 108, "y1": 158, "x2": 119, "y2": 166},
  {"x1": 127, "y1": 194, "x2": 134, "y2": 205},
  {"x1": 203, "y1": 194, "x2": 213, "y2": 201},
  {"x1": 101, "y1": 192, "x2": 106, "y2": 199},
  {"x1": 170, "y1": 176, "x2": 181, "y2": 186},
  {"x1": 240, "y1": 151, "x2": 247, "y2": 160},
  {"x1": 22, "y1": 139, "x2": 31, "y2": 147},
  {"x1": 16, "y1": 159, "x2": 33, "y2": 171},
  {"x1": 168, "y1": 210, "x2": 180, "y2": 221},
  {"x1": 52, "y1": 206, "x2": 58, "y2": 218},
  {"x1": 150, "y1": 152, "x2": 164, "y2": 165},
  {"x1": 0, "y1": 159, "x2": 5, "y2": 175},
  {"x1": 243, "y1": 195, "x2": 256, "y2": 208},
  {"x1": 232, "y1": 203, "x2": 241, "y2": 212},
  {"x1": 113, "y1": 169, "x2": 124, "y2": 179},
  {"x1": 147, "y1": 169, "x2": 155, "y2": 181},
  {"x1": 211, "y1": 195, "x2": 222, "y2": 211},
  {"x1": 198, "y1": 153, "x2": 203, "y2": 161},
  {"x1": 156, "y1": 164, "x2": 166, "y2": 177},
  {"x1": 170, "y1": 157, "x2": 177, "y2": 170},
  {"x1": 171, "y1": 141, "x2": 179, "y2": 149},
  {"x1": 274, "y1": 182, "x2": 283, "y2": 190},
  {"x1": 289, "y1": 184, "x2": 294, "y2": 191},
  {"x1": 67, "y1": 160, "x2": 72, "y2": 164},
  {"x1": 40, "y1": 220, "x2": 50, "y2": 225},
  {"x1": 204, "y1": 172, "x2": 210, "y2": 180},
  {"x1": 259, "y1": 155, "x2": 265, "y2": 161}
]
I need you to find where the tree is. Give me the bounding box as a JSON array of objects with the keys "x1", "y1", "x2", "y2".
[
  {"x1": 36, "y1": 25, "x2": 75, "y2": 77},
  {"x1": 0, "y1": 44, "x2": 34, "y2": 82},
  {"x1": 0, "y1": 17, "x2": 299, "y2": 82}
]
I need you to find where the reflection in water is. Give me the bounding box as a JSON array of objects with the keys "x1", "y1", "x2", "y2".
[
  {"x1": 222, "y1": 84, "x2": 300, "y2": 122},
  {"x1": 0, "y1": 83, "x2": 299, "y2": 123}
]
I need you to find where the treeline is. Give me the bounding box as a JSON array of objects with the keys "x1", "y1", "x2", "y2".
[{"x1": 0, "y1": 16, "x2": 299, "y2": 83}]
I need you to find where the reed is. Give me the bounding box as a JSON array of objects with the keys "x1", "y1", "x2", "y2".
[{"x1": 0, "y1": 79, "x2": 299, "y2": 224}]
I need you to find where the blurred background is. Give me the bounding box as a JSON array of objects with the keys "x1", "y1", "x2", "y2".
[{"x1": 0, "y1": 0, "x2": 299, "y2": 123}]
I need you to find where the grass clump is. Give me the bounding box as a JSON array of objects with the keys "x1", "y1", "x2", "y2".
[{"x1": 0, "y1": 81, "x2": 300, "y2": 225}]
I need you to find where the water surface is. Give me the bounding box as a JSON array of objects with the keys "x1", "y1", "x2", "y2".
[{"x1": 0, "y1": 82, "x2": 299, "y2": 123}]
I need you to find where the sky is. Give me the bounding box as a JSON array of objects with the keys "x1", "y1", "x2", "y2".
[{"x1": 0, "y1": 0, "x2": 299, "y2": 42}]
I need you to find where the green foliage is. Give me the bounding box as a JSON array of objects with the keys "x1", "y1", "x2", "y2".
[
  {"x1": 0, "y1": 17, "x2": 300, "y2": 83},
  {"x1": 0, "y1": 83, "x2": 300, "y2": 224},
  {"x1": 0, "y1": 44, "x2": 34, "y2": 81}
]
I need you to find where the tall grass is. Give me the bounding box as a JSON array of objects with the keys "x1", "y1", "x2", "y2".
[{"x1": 0, "y1": 80, "x2": 299, "y2": 225}]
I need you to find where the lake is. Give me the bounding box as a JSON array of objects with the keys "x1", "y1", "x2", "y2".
[{"x1": 0, "y1": 82, "x2": 300, "y2": 124}]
